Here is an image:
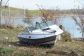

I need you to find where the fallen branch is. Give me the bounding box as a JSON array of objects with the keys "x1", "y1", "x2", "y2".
[{"x1": 46, "y1": 50, "x2": 78, "y2": 56}]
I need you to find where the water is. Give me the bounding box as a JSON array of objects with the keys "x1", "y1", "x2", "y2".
[
  {"x1": 58, "y1": 17, "x2": 82, "y2": 38},
  {"x1": 1, "y1": 17, "x2": 82, "y2": 38},
  {"x1": 1, "y1": 18, "x2": 28, "y2": 26}
]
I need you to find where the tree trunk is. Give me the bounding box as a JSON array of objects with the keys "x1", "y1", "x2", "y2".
[
  {"x1": 0, "y1": 1, "x2": 2, "y2": 27},
  {"x1": 82, "y1": 32, "x2": 84, "y2": 41},
  {"x1": 82, "y1": 24, "x2": 84, "y2": 41}
]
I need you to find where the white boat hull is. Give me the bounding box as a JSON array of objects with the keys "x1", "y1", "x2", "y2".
[{"x1": 18, "y1": 35, "x2": 57, "y2": 45}]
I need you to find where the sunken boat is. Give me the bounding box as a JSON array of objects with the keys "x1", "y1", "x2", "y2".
[{"x1": 17, "y1": 18, "x2": 63, "y2": 46}]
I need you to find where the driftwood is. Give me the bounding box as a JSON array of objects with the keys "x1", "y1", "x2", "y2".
[
  {"x1": 67, "y1": 51, "x2": 78, "y2": 56},
  {"x1": 46, "y1": 50, "x2": 68, "y2": 55},
  {"x1": 46, "y1": 50, "x2": 78, "y2": 56}
]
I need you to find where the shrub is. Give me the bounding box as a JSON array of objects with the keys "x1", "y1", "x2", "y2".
[
  {"x1": 61, "y1": 32, "x2": 72, "y2": 42},
  {"x1": 0, "y1": 48, "x2": 14, "y2": 54}
]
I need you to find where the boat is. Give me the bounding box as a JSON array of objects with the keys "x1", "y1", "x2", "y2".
[{"x1": 17, "y1": 18, "x2": 63, "y2": 47}]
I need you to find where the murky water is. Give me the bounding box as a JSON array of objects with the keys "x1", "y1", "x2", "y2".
[{"x1": 1, "y1": 17, "x2": 82, "y2": 38}]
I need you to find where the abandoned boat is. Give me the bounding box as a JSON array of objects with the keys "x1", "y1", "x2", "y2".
[{"x1": 17, "y1": 18, "x2": 63, "y2": 46}]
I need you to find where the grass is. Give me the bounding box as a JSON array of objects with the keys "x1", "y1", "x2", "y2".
[
  {"x1": 0, "y1": 28, "x2": 84, "y2": 56},
  {"x1": 1, "y1": 6, "x2": 41, "y2": 17},
  {"x1": 29, "y1": 10, "x2": 41, "y2": 16}
]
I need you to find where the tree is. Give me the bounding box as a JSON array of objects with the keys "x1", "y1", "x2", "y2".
[
  {"x1": 72, "y1": 16, "x2": 84, "y2": 38},
  {"x1": 72, "y1": 4, "x2": 84, "y2": 40},
  {"x1": 39, "y1": 9, "x2": 55, "y2": 21},
  {"x1": 0, "y1": 0, "x2": 2, "y2": 27},
  {"x1": 23, "y1": 9, "x2": 32, "y2": 24}
]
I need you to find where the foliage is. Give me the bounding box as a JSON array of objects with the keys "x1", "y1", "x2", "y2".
[
  {"x1": 0, "y1": 48, "x2": 14, "y2": 53},
  {"x1": 39, "y1": 9, "x2": 55, "y2": 21},
  {"x1": 0, "y1": 48, "x2": 14, "y2": 56},
  {"x1": 61, "y1": 32, "x2": 72, "y2": 42},
  {"x1": 37, "y1": 5, "x2": 60, "y2": 23}
]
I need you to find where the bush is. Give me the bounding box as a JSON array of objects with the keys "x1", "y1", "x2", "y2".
[
  {"x1": 61, "y1": 32, "x2": 72, "y2": 42},
  {"x1": 0, "y1": 48, "x2": 14, "y2": 54}
]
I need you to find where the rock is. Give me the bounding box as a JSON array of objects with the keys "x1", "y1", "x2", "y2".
[
  {"x1": 8, "y1": 45, "x2": 11, "y2": 47},
  {"x1": 4, "y1": 37, "x2": 9, "y2": 40}
]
